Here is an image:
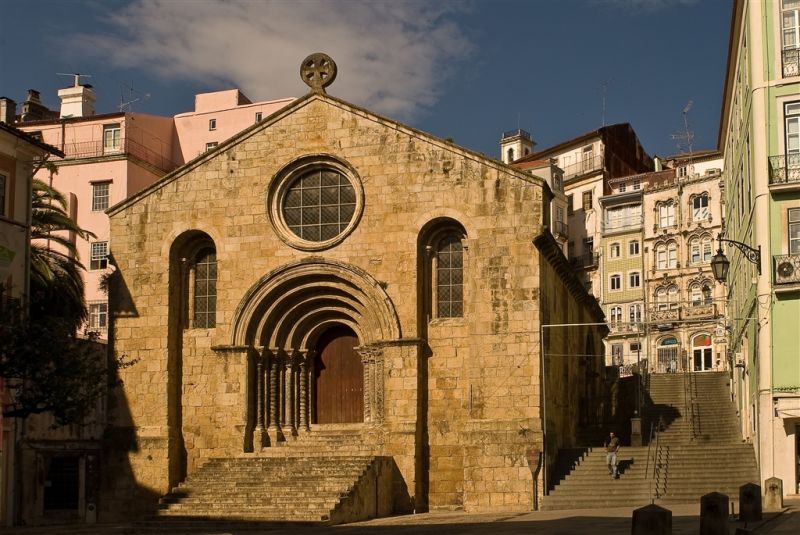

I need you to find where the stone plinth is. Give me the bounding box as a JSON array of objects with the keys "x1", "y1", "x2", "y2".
[
  {"x1": 631, "y1": 503, "x2": 671, "y2": 535},
  {"x1": 700, "y1": 492, "x2": 729, "y2": 535},
  {"x1": 739, "y1": 483, "x2": 762, "y2": 521}
]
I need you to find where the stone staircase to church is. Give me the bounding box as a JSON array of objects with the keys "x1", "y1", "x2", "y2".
[
  {"x1": 151, "y1": 425, "x2": 393, "y2": 525},
  {"x1": 542, "y1": 372, "x2": 758, "y2": 510}
]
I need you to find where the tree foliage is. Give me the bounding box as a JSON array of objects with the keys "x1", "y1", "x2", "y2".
[
  {"x1": 0, "y1": 301, "x2": 110, "y2": 424},
  {"x1": 29, "y1": 178, "x2": 95, "y2": 329},
  {"x1": 0, "y1": 179, "x2": 133, "y2": 426}
]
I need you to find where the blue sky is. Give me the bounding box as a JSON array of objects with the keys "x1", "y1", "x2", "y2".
[{"x1": 0, "y1": 0, "x2": 731, "y2": 159}]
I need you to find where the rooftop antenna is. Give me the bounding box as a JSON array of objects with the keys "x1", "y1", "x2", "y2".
[
  {"x1": 671, "y1": 99, "x2": 695, "y2": 157},
  {"x1": 118, "y1": 81, "x2": 151, "y2": 112},
  {"x1": 600, "y1": 80, "x2": 609, "y2": 127},
  {"x1": 57, "y1": 72, "x2": 92, "y2": 87}
]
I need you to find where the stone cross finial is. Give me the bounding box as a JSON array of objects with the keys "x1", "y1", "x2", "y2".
[{"x1": 301, "y1": 53, "x2": 337, "y2": 93}]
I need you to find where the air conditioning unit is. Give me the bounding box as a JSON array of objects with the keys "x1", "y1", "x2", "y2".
[{"x1": 776, "y1": 259, "x2": 796, "y2": 283}]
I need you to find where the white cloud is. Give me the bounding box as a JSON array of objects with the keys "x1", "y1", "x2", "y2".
[{"x1": 74, "y1": 0, "x2": 473, "y2": 120}]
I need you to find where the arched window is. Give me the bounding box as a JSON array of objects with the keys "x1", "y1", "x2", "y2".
[
  {"x1": 656, "y1": 241, "x2": 678, "y2": 269},
  {"x1": 507, "y1": 147, "x2": 515, "y2": 163},
  {"x1": 689, "y1": 235, "x2": 713, "y2": 264},
  {"x1": 656, "y1": 285, "x2": 678, "y2": 310},
  {"x1": 193, "y1": 247, "x2": 217, "y2": 328},
  {"x1": 420, "y1": 219, "x2": 467, "y2": 321},
  {"x1": 435, "y1": 234, "x2": 464, "y2": 318},
  {"x1": 657, "y1": 336, "x2": 680, "y2": 373},
  {"x1": 702, "y1": 283, "x2": 712, "y2": 305},
  {"x1": 609, "y1": 306, "x2": 622, "y2": 323},
  {"x1": 692, "y1": 193, "x2": 709, "y2": 221},
  {"x1": 668, "y1": 285, "x2": 679, "y2": 308},
  {"x1": 658, "y1": 201, "x2": 675, "y2": 227},
  {"x1": 689, "y1": 283, "x2": 702, "y2": 306}
]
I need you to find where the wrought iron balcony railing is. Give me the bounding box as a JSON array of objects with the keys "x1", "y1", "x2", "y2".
[
  {"x1": 783, "y1": 48, "x2": 800, "y2": 78},
  {"x1": 775, "y1": 254, "x2": 800, "y2": 285},
  {"x1": 602, "y1": 215, "x2": 643, "y2": 234},
  {"x1": 60, "y1": 138, "x2": 178, "y2": 173},
  {"x1": 561, "y1": 155, "x2": 604, "y2": 181},
  {"x1": 769, "y1": 154, "x2": 800, "y2": 186},
  {"x1": 608, "y1": 322, "x2": 643, "y2": 334},
  {"x1": 571, "y1": 251, "x2": 600, "y2": 269},
  {"x1": 501, "y1": 128, "x2": 531, "y2": 141}
]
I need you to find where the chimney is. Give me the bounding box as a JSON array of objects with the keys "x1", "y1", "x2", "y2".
[
  {"x1": 0, "y1": 97, "x2": 16, "y2": 124},
  {"x1": 57, "y1": 76, "x2": 96, "y2": 118},
  {"x1": 654, "y1": 156, "x2": 662, "y2": 172}
]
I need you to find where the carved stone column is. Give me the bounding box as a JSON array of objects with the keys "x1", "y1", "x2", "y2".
[
  {"x1": 373, "y1": 348, "x2": 385, "y2": 424},
  {"x1": 356, "y1": 345, "x2": 385, "y2": 426},
  {"x1": 268, "y1": 350, "x2": 281, "y2": 443},
  {"x1": 358, "y1": 347, "x2": 374, "y2": 424},
  {"x1": 298, "y1": 351, "x2": 311, "y2": 432},
  {"x1": 285, "y1": 352, "x2": 297, "y2": 437},
  {"x1": 252, "y1": 352, "x2": 267, "y2": 449}
]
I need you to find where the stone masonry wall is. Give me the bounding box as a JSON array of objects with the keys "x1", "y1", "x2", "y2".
[{"x1": 104, "y1": 93, "x2": 593, "y2": 517}]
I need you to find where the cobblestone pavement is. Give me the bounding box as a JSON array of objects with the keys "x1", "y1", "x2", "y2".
[{"x1": 6, "y1": 500, "x2": 799, "y2": 535}]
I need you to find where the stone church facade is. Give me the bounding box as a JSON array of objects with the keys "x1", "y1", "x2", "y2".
[{"x1": 103, "y1": 57, "x2": 606, "y2": 518}]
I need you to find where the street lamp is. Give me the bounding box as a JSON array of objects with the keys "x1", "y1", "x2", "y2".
[{"x1": 710, "y1": 233, "x2": 761, "y2": 283}]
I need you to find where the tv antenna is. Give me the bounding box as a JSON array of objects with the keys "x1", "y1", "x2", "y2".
[
  {"x1": 57, "y1": 72, "x2": 92, "y2": 87},
  {"x1": 600, "y1": 80, "x2": 610, "y2": 127},
  {"x1": 118, "y1": 82, "x2": 151, "y2": 112},
  {"x1": 671, "y1": 99, "x2": 695, "y2": 156}
]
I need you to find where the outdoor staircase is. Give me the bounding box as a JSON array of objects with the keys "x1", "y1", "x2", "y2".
[
  {"x1": 152, "y1": 425, "x2": 392, "y2": 525},
  {"x1": 542, "y1": 371, "x2": 758, "y2": 510}
]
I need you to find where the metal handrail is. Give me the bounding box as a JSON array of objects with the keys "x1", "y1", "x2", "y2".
[
  {"x1": 646, "y1": 415, "x2": 665, "y2": 502},
  {"x1": 684, "y1": 370, "x2": 700, "y2": 440}
]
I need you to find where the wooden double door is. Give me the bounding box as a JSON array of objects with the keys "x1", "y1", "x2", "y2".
[{"x1": 314, "y1": 326, "x2": 363, "y2": 424}]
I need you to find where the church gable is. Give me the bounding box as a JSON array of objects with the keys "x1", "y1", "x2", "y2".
[{"x1": 104, "y1": 54, "x2": 605, "y2": 520}]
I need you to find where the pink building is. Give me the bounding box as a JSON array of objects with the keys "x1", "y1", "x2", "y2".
[{"x1": 3, "y1": 82, "x2": 293, "y2": 339}]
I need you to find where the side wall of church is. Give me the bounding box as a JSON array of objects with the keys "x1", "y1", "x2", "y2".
[
  {"x1": 537, "y1": 238, "x2": 607, "y2": 491},
  {"x1": 102, "y1": 95, "x2": 598, "y2": 518}
]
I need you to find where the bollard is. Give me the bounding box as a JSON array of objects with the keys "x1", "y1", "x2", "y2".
[
  {"x1": 631, "y1": 503, "x2": 672, "y2": 535},
  {"x1": 763, "y1": 477, "x2": 783, "y2": 511},
  {"x1": 739, "y1": 482, "x2": 762, "y2": 521},
  {"x1": 700, "y1": 492, "x2": 729, "y2": 535}
]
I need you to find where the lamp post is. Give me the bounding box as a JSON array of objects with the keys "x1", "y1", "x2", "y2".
[{"x1": 710, "y1": 233, "x2": 761, "y2": 282}]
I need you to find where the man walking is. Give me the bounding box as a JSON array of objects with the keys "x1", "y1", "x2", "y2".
[{"x1": 605, "y1": 431, "x2": 620, "y2": 479}]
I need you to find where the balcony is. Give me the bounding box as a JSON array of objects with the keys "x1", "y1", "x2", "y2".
[
  {"x1": 571, "y1": 251, "x2": 600, "y2": 269},
  {"x1": 768, "y1": 154, "x2": 800, "y2": 189},
  {"x1": 60, "y1": 138, "x2": 178, "y2": 173},
  {"x1": 553, "y1": 220, "x2": 568, "y2": 239},
  {"x1": 682, "y1": 303, "x2": 716, "y2": 320},
  {"x1": 602, "y1": 215, "x2": 643, "y2": 235},
  {"x1": 783, "y1": 48, "x2": 800, "y2": 78},
  {"x1": 775, "y1": 254, "x2": 800, "y2": 287},
  {"x1": 649, "y1": 303, "x2": 717, "y2": 323},
  {"x1": 608, "y1": 322, "x2": 642, "y2": 334},
  {"x1": 561, "y1": 155, "x2": 604, "y2": 181}
]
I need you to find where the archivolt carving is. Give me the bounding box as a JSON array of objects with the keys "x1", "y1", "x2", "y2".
[{"x1": 231, "y1": 258, "x2": 401, "y2": 349}]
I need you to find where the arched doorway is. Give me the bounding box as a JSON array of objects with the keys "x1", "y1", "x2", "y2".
[
  {"x1": 691, "y1": 333, "x2": 713, "y2": 372},
  {"x1": 314, "y1": 326, "x2": 364, "y2": 424}
]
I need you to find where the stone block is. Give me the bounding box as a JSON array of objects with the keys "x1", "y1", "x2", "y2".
[
  {"x1": 763, "y1": 477, "x2": 783, "y2": 511},
  {"x1": 739, "y1": 483, "x2": 761, "y2": 521},
  {"x1": 631, "y1": 503, "x2": 671, "y2": 535},
  {"x1": 700, "y1": 492, "x2": 729, "y2": 535}
]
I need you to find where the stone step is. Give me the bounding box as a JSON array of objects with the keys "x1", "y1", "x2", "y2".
[{"x1": 157, "y1": 453, "x2": 388, "y2": 524}]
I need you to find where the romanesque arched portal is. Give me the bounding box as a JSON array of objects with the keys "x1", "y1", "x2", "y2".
[{"x1": 230, "y1": 259, "x2": 401, "y2": 450}]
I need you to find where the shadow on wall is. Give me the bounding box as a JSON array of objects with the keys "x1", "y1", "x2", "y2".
[{"x1": 99, "y1": 260, "x2": 160, "y2": 521}]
